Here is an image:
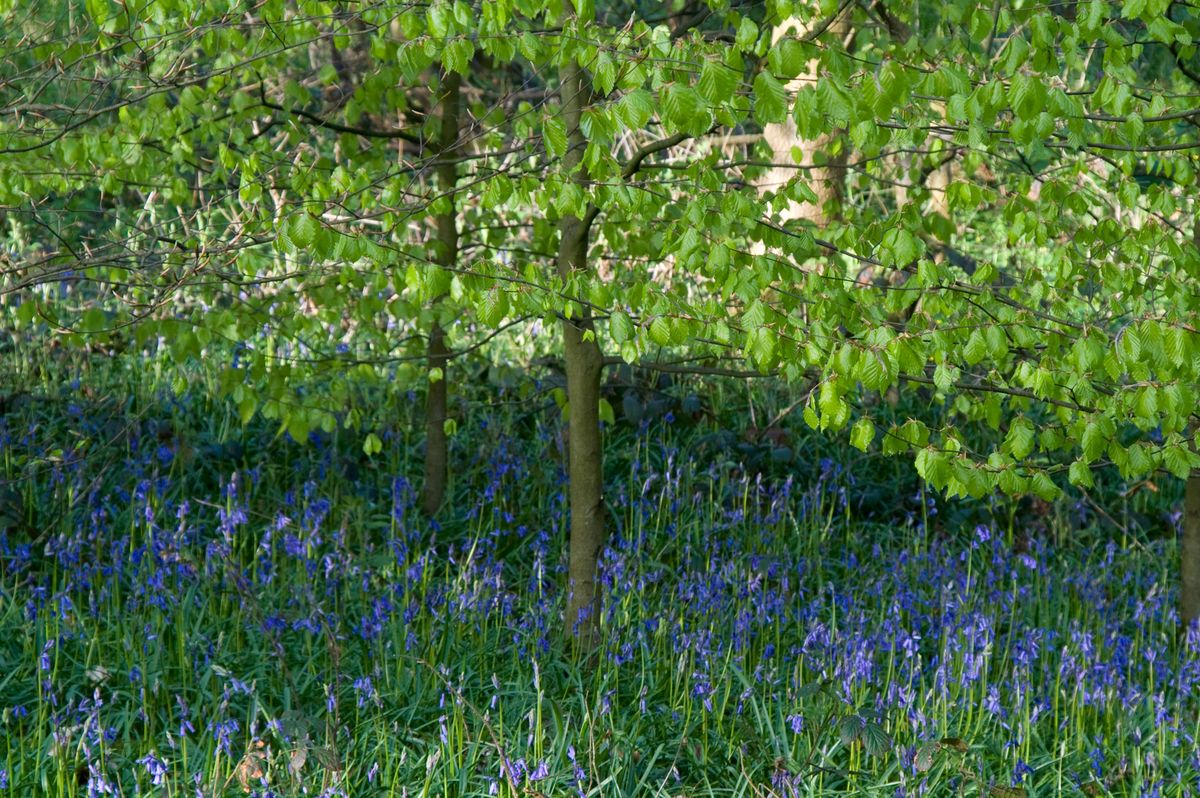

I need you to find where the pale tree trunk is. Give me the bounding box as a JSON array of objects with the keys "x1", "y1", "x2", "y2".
[
  {"x1": 421, "y1": 70, "x2": 461, "y2": 516},
  {"x1": 1182, "y1": 216, "x2": 1200, "y2": 625},
  {"x1": 927, "y1": 160, "x2": 951, "y2": 219},
  {"x1": 557, "y1": 3, "x2": 606, "y2": 649},
  {"x1": 758, "y1": 12, "x2": 854, "y2": 231}
]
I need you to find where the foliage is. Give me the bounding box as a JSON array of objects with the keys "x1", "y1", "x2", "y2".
[{"x1": 4, "y1": 0, "x2": 1200, "y2": 502}]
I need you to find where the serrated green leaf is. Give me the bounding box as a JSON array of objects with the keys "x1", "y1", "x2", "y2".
[
  {"x1": 290, "y1": 213, "x2": 319, "y2": 248},
  {"x1": 618, "y1": 89, "x2": 654, "y2": 130},
  {"x1": 862, "y1": 722, "x2": 892, "y2": 757},
  {"x1": 850, "y1": 417, "x2": 875, "y2": 451},
  {"x1": 649, "y1": 316, "x2": 671, "y2": 347},
  {"x1": 767, "y1": 37, "x2": 806, "y2": 80},
  {"x1": 697, "y1": 59, "x2": 737, "y2": 105},
  {"x1": 543, "y1": 117, "x2": 568, "y2": 159},
  {"x1": 1068, "y1": 459, "x2": 1095, "y2": 488},
  {"x1": 1005, "y1": 418, "x2": 1036, "y2": 460},
  {"x1": 963, "y1": 330, "x2": 988, "y2": 365},
  {"x1": 753, "y1": 71, "x2": 788, "y2": 125},
  {"x1": 837, "y1": 715, "x2": 863, "y2": 746},
  {"x1": 735, "y1": 17, "x2": 758, "y2": 51},
  {"x1": 610, "y1": 312, "x2": 634, "y2": 345},
  {"x1": 1030, "y1": 471, "x2": 1061, "y2": 501}
]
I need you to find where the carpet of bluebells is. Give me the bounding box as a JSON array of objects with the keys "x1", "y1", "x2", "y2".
[{"x1": 1, "y1": 381, "x2": 1198, "y2": 798}]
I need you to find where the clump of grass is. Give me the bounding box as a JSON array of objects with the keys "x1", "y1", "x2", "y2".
[{"x1": 0, "y1": 350, "x2": 1196, "y2": 797}]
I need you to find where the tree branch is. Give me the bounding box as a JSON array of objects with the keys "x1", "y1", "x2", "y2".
[
  {"x1": 602, "y1": 357, "x2": 773, "y2": 378},
  {"x1": 581, "y1": 132, "x2": 691, "y2": 235},
  {"x1": 259, "y1": 97, "x2": 420, "y2": 144}
]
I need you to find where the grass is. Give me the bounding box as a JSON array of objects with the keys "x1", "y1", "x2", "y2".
[{"x1": 0, "y1": 347, "x2": 1196, "y2": 798}]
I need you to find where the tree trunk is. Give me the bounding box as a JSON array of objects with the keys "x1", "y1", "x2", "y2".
[
  {"x1": 1184, "y1": 216, "x2": 1200, "y2": 626},
  {"x1": 1182, "y1": 473, "x2": 1200, "y2": 626},
  {"x1": 557, "y1": 5, "x2": 606, "y2": 648},
  {"x1": 421, "y1": 322, "x2": 450, "y2": 515},
  {"x1": 758, "y1": 12, "x2": 854, "y2": 231},
  {"x1": 562, "y1": 313, "x2": 605, "y2": 646},
  {"x1": 420, "y1": 70, "x2": 461, "y2": 516}
]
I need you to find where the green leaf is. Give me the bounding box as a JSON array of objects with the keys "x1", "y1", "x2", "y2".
[
  {"x1": 649, "y1": 316, "x2": 672, "y2": 347},
  {"x1": 442, "y1": 38, "x2": 474, "y2": 75},
  {"x1": 735, "y1": 17, "x2": 759, "y2": 51},
  {"x1": 837, "y1": 715, "x2": 863, "y2": 746},
  {"x1": 290, "y1": 213, "x2": 319, "y2": 249},
  {"x1": 617, "y1": 89, "x2": 654, "y2": 130},
  {"x1": 81, "y1": 308, "x2": 107, "y2": 333},
  {"x1": 1004, "y1": 417, "x2": 1036, "y2": 460},
  {"x1": 1121, "y1": 0, "x2": 1147, "y2": 18},
  {"x1": 1068, "y1": 459, "x2": 1094, "y2": 488},
  {"x1": 850, "y1": 417, "x2": 875, "y2": 451},
  {"x1": 817, "y1": 381, "x2": 849, "y2": 431},
  {"x1": 753, "y1": 71, "x2": 788, "y2": 125},
  {"x1": 803, "y1": 401, "x2": 819, "y2": 430},
  {"x1": 767, "y1": 38, "x2": 806, "y2": 80},
  {"x1": 427, "y1": 2, "x2": 452, "y2": 37},
  {"x1": 662, "y1": 84, "x2": 709, "y2": 135},
  {"x1": 238, "y1": 396, "x2": 256, "y2": 425},
  {"x1": 598, "y1": 398, "x2": 615, "y2": 426},
  {"x1": 1080, "y1": 420, "x2": 1105, "y2": 462},
  {"x1": 1163, "y1": 443, "x2": 1195, "y2": 480},
  {"x1": 610, "y1": 312, "x2": 634, "y2": 344},
  {"x1": 697, "y1": 59, "x2": 737, "y2": 105},
  {"x1": 962, "y1": 330, "x2": 987, "y2": 365},
  {"x1": 477, "y1": 289, "x2": 510, "y2": 328},
  {"x1": 593, "y1": 51, "x2": 616, "y2": 95},
  {"x1": 543, "y1": 117, "x2": 568, "y2": 159},
  {"x1": 15, "y1": 300, "x2": 37, "y2": 327},
  {"x1": 915, "y1": 448, "x2": 952, "y2": 488},
  {"x1": 933, "y1": 362, "x2": 959, "y2": 393},
  {"x1": 883, "y1": 228, "x2": 922, "y2": 266},
  {"x1": 862, "y1": 722, "x2": 892, "y2": 757},
  {"x1": 749, "y1": 326, "x2": 777, "y2": 366},
  {"x1": 287, "y1": 412, "x2": 311, "y2": 443},
  {"x1": 857, "y1": 351, "x2": 893, "y2": 392},
  {"x1": 1030, "y1": 471, "x2": 1061, "y2": 501}
]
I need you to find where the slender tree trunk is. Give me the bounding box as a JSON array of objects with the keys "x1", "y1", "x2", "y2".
[
  {"x1": 557, "y1": 5, "x2": 606, "y2": 648},
  {"x1": 1183, "y1": 216, "x2": 1200, "y2": 626},
  {"x1": 562, "y1": 303, "x2": 605, "y2": 646},
  {"x1": 1182, "y1": 473, "x2": 1200, "y2": 625},
  {"x1": 421, "y1": 70, "x2": 461, "y2": 516},
  {"x1": 422, "y1": 323, "x2": 450, "y2": 515}
]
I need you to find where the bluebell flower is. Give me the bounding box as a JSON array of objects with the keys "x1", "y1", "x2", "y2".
[{"x1": 137, "y1": 752, "x2": 168, "y2": 786}]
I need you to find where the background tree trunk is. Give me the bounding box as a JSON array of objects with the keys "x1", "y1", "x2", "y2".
[
  {"x1": 1182, "y1": 473, "x2": 1200, "y2": 625},
  {"x1": 421, "y1": 70, "x2": 461, "y2": 516},
  {"x1": 758, "y1": 12, "x2": 854, "y2": 230},
  {"x1": 557, "y1": 5, "x2": 605, "y2": 649},
  {"x1": 1182, "y1": 216, "x2": 1200, "y2": 625}
]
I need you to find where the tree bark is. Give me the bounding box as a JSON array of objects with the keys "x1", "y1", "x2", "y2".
[
  {"x1": 562, "y1": 304, "x2": 605, "y2": 647},
  {"x1": 420, "y1": 70, "x2": 461, "y2": 516},
  {"x1": 1182, "y1": 473, "x2": 1200, "y2": 626},
  {"x1": 557, "y1": 5, "x2": 606, "y2": 649},
  {"x1": 1183, "y1": 216, "x2": 1200, "y2": 626},
  {"x1": 758, "y1": 12, "x2": 854, "y2": 231}
]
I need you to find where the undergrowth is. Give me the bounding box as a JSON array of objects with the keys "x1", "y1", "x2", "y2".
[{"x1": 0, "y1": 347, "x2": 1195, "y2": 797}]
